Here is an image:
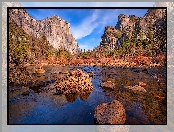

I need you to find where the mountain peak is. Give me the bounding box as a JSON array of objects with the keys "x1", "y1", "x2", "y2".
[{"x1": 9, "y1": 8, "x2": 79, "y2": 54}]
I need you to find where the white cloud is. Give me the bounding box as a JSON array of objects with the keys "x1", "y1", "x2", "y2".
[
  {"x1": 71, "y1": 9, "x2": 121, "y2": 40},
  {"x1": 71, "y1": 9, "x2": 99, "y2": 40},
  {"x1": 98, "y1": 10, "x2": 119, "y2": 33}
]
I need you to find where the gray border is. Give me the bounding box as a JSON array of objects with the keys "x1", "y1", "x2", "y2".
[
  {"x1": 2, "y1": 0, "x2": 174, "y2": 2},
  {"x1": 2, "y1": 1, "x2": 174, "y2": 132}
]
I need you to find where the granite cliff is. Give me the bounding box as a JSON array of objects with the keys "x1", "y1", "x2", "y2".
[
  {"x1": 100, "y1": 8, "x2": 166, "y2": 54},
  {"x1": 9, "y1": 8, "x2": 79, "y2": 54}
]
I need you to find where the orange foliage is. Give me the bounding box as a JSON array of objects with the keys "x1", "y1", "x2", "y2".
[
  {"x1": 134, "y1": 55, "x2": 143, "y2": 65},
  {"x1": 69, "y1": 58, "x2": 84, "y2": 65},
  {"x1": 32, "y1": 53, "x2": 165, "y2": 67},
  {"x1": 132, "y1": 55, "x2": 152, "y2": 66},
  {"x1": 99, "y1": 57, "x2": 113, "y2": 65}
]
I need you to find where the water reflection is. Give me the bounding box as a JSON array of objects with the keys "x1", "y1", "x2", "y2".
[
  {"x1": 79, "y1": 91, "x2": 92, "y2": 101},
  {"x1": 65, "y1": 93, "x2": 79, "y2": 102},
  {"x1": 99, "y1": 66, "x2": 166, "y2": 124},
  {"x1": 9, "y1": 65, "x2": 166, "y2": 124},
  {"x1": 65, "y1": 90, "x2": 92, "y2": 102}
]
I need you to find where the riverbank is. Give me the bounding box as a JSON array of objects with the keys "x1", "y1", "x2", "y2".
[{"x1": 23, "y1": 55, "x2": 166, "y2": 69}]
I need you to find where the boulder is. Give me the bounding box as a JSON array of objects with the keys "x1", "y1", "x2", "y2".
[
  {"x1": 125, "y1": 85, "x2": 147, "y2": 93},
  {"x1": 94, "y1": 100, "x2": 126, "y2": 124},
  {"x1": 55, "y1": 69, "x2": 93, "y2": 95},
  {"x1": 33, "y1": 65, "x2": 45, "y2": 74},
  {"x1": 21, "y1": 90, "x2": 30, "y2": 96},
  {"x1": 100, "y1": 81, "x2": 115, "y2": 89},
  {"x1": 138, "y1": 82, "x2": 147, "y2": 87},
  {"x1": 9, "y1": 64, "x2": 33, "y2": 85}
]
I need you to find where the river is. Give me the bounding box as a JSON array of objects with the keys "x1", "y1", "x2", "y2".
[{"x1": 9, "y1": 65, "x2": 166, "y2": 124}]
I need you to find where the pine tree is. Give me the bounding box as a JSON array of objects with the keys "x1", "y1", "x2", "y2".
[
  {"x1": 120, "y1": 36, "x2": 127, "y2": 59},
  {"x1": 148, "y1": 23, "x2": 154, "y2": 44},
  {"x1": 131, "y1": 30, "x2": 137, "y2": 45},
  {"x1": 126, "y1": 32, "x2": 131, "y2": 57},
  {"x1": 138, "y1": 25, "x2": 143, "y2": 47},
  {"x1": 146, "y1": 23, "x2": 154, "y2": 57}
]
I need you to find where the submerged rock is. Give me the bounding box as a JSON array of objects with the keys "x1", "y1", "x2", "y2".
[
  {"x1": 125, "y1": 85, "x2": 147, "y2": 93},
  {"x1": 29, "y1": 80, "x2": 45, "y2": 89},
  {"x1": 94, "y1": 100, "x2": 126, "y2": 124},
  {"x1": 9, "y1": 64, "x2": 33, "y2": 85},
  {"x1": 33, "y1": 65, "x2": 45, "y2": 74},
  {"x1": 100, "y1": 81, "x2": 115, "y2": 89},
  {"x1": 55, "y1": 69, "x2": 93, "y2": 95},
  {"x1": 138, "y1": 82, "x2": 147, "y2": 87},
  {"x1": 21, "y1": 90, "x2": 30, "y2": 96}
]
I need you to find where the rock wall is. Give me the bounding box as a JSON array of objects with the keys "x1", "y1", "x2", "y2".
[
  {"x1": 100, "y1": 8, "x2": 166, "y2": 51},
  {"x1": 100, "y1": 26, "x2": 122, "y2": 50},
  {"x1": 9, "y1": 8, "x2": 79, "y2": 54}
]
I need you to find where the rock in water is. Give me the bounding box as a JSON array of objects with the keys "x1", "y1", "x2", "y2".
[
  {"x1": 21, "y1": 90, "x2": 30, "y2": 96},
  {"x1": 100, "y1": 81, "x2": 115, "y2": 89},
  {"x1": 94, "y1": 100, "x2": 126, "y2": 124},
  {"x1": 33, "y1": 65, "x2": 45, "y2": 74},
  {"x1": 138, "y1": 82, "x2": 147, "y2": 87},
  {"x1": 55, "y1": 69, "x2": 93, "y2": 95},
  {"x1": 126, "y1": 85, "x2": 147, "y2": 93}
]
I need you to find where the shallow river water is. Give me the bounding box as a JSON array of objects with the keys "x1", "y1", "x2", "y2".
[{"x1": 9, "y1": 65, "x2": 166, "y2": 124}]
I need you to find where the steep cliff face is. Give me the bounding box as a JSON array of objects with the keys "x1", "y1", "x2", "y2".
[
  {"x1": 100, "y1": 26, "x2": 122, "y2": 50},
  {"x1": 100, "y1": 8, "x2": 166, "y2": 53},
  {"x1": 115, "y1": 9, "x2": 166, "y2": 38},
  {"x1": 9, "y1": 9, "x2": 79, "y2": 54},
  {"x1": 115, "y1": 14, "x2": 138, "y2": 33}
]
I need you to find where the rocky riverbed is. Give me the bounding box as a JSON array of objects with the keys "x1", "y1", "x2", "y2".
[{"x1": 8, "y1": 65, "x2": 166, "y2": 124}]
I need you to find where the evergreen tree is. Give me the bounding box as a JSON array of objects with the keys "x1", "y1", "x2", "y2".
[
  {"x1": 120, "y1": 36, "x2": 127, "y2": 59},
  {"x1": 146, "y1": 23, "x2": 154, "y2": 57},
  {"x1": 147, "y1": 23, "x2": 154, "y2": 44},
  {"x1": 126, "y1": 32, "x2": 132, "y2": 57},
  {"x1": 131, "y1": 30, "x2": 137, "y2": 45},
  {"x1": 138, "y1": 25, "x2": 143, "y2": 47}
]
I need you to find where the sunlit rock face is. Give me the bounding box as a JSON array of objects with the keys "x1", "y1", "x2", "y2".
[
  {"x1": 100, "y1": 8, "x2": 166, "y2": 51},
  {"x1": 9, "y1": 9, "x2": 79, "y2": 54}
]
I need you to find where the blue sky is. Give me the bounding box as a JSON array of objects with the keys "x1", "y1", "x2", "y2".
[{"x1": 20, "y1": 2, "x2": 154, "y2": 51}]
